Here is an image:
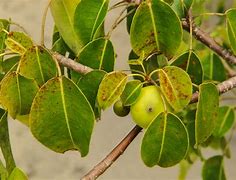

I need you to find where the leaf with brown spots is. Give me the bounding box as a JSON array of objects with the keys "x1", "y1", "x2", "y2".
[
  {"x1": 5, "y1": 32, "x2": 33, "y2": 55},
  {"x1": 97, "y1": 71, "x2": 128, "y2": 110},
  {"x1": 159, "y1": 66, "x2": 192, "y2": 112},
  {"x1": 30, "y1": 76, "x2": 95, "y2": 156},
  {"x1": 130, "y1": 0, "x2": 182, "y2": 58},
  {"x1": 195, "y1": 83, "x2": 219, "y2": 146}
]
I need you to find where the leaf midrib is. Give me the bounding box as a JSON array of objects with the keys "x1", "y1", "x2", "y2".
[
  {"x1": 90, "y1": 0, "x2": 107, "y2": 41},
  {"x1": 59, "y1": 77, "x2": 76, "y2": 149}
]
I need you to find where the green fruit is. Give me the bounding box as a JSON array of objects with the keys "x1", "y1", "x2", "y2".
[
  {"x1": 130, "y1": 85, "x2": 166, "y2": 128},
  {"x1": 113, "y1": 100, "x2": 130, "y2": 117}
]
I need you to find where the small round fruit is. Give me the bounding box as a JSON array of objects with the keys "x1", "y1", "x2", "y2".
[
  {"x1": 113, "y1": 100, "x2": 130, "y2": 117},
  {"x1": 130, "y1": 85, "x2": 165, "y2": 128}
]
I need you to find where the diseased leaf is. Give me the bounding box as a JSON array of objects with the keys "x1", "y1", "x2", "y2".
[
  {"x1": 213, "y1": 106, "x2": 235, "y2": 137},
  {"x1": 5, "y1": 32, "x2": 33, "y2": 55},
  {"x1": 226, "y1": 8, "x2": 236, "y2": 54},
  {"x1": 72, "y1": 38, "x2": 115, "y2": 83},
  {"x1": 121, "y1": 80, "x2": 142, "y2": 106},
  {"x1": 159, "y1": 66, "x2": 192, "y2": 111},
  {"x1": 0, "y1": 72, "x2": 39, "y2": 119},
  {"x1": 97, "y1": 71, "x2": 128, "y2": 110},
  {"x1": 141, "y1": 112, "x2": 189, "y2": 167},
  {"x1": 19, "y1": 46, "x2": 59, "y2": 86},
  {"x1": 171, "y1": 51, "x2": 203, "y2": 85},
  {"x1": 30, "y1": 76, "x2": 94, "y2": 157},
  {"x1": 74, "y1": 0, "x2": 109, "y2": 46},
  {"x1": 8, "y1": 167, "x2": 28, "y2": 180},
  {"x1": 130, "y1": 0, "x2": 182, "y2": 58},
  {"x1": 202, "y1": 156, "x2": 226, "y2": 180},
  {"x1": 50, "y1": 0, "x2": 81, "y2": 54},
  {"x1": 195, "y1": 83, "x2": 219, "y2": 146}
]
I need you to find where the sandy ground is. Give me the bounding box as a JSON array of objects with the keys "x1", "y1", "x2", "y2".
[{"x1": 0, "y1": 0, "x2": 236, "y2": 179}]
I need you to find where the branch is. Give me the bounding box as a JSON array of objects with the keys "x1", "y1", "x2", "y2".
[
  {"x1": 53, "y1": 52, "x2": 93, "y2": 75},
  {"x1": 81, "y1": 76, "x2": 236, "y2": 180},
  {"x1": 81, "y1": 125, "x2": 142, "y2": 180},
  {"x1": 182, "y1": 19, "x2": 236, "y2": 65}
]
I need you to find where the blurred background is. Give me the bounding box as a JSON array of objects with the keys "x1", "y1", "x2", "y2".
[{"x1": 0, "y1": 0, "x2": 236, "y2": 179}]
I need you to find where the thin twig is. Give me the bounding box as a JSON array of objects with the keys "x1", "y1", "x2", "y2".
[
  {"x1": 40, "y1": 0, "x2": 51, "y2": 46},
  {"x1": 53, "y1": 52, "x2": 93, "y2": 74},
  {"x1": 81, "y1": 126, "x2": 142, "y2": 180},
  {"x1": 182, "y1": 19, "x2": 236, "y2": 65}
]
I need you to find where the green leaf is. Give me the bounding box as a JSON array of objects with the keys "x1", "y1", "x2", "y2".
[
  {"x1": 97, "y1": 71, "x2": 128, "y2": 110},
  {"x1": 130, "y1": 0, "x2": 182, "y2": 58},
  {"x1": 202, "y1": 156, "x2": 226, "y2": 180},
  {"x1": 8, "y1": 167, "x2": 28, "y2": 180},
  {"x1": 77, "y1": 70, "x2": 106, "y2": 109},
  {"x1": 50, "y1": 0, "x2": 82, "y2": 54},
  {"x1": 126, "y1": 5, "x2": 138, "y2": 34},
  {"x1": 171, "y1": 0, "x2": 193, "y2": 18},
  {"x1": 128, "y1": 51, "x2": 159, "y2": 81},
  {"x1": 226, "y1": 8, "x2": 236, "y2": 54},
  {"x1": 0, "y1": 72, "x2": 39, "y2": 119},
  {"x1": 74, "y1": 0, "x2": 109, "y2": 46},
  {"x1": 52, "y1": 26, "x2": 75, "y2": 58},
  {"x1": 171, "y1": 51, "x2": 203, "y2": 85},
  {"x1": 121, "y1": 80, "x2": 142, "y2": 106},
  {"x1": 0, "y1": 19, "x2": 10, "y2": 64},
  {"x1": 72, "y1": 38, "x2": 115, "y2": 83},
  {"x1": 213, "y1": 106, "x2": 235, "y2": 137},
  {"x1": 5, "y1": 32, "x2": 33, "y2": 55},
  {"x1": 0, "y1": 160, "x2": 8, "y2": 180},
  {"x1": 2, "y1": 56, "x2": 20, "y2": 74},
  {"x1": 19, "y1": 46, "x2": 59, "y2": 86},
  {"x1": 30, "y1": 76, "x2": 94, "y2": 157},
  {"x1": 195, "y1": 83, "x2": 219, "y2": 146},
  {"x1": 0, "y1": 110, "x2": 16, "y2": 174},
  {"x1": 141, "y1": 112, "x2": 189, "y2": 167},
  {"x1": 159, "y1": 66, "x2": 192, "y2": 111},
  {"x1": 201, "y1": 53, "x2": 226, "y2": 82}
]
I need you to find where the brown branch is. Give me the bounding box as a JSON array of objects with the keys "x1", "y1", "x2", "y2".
[
  {"x1": 53, "y1": 52, "x2": 93, "y2": 75},
  {"x1": 81, "y1": 125, "x2": 142, "y2": 180},
  {"x1": 182, "y1": 19, "x2": 236, "y2": 65}
]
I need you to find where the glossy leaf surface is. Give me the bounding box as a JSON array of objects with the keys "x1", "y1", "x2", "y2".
[
  {"x1": 172, "y1": 51, "x2": 203, "y2": 85},
  {"x1": 72, "y1": 38, "x2": 115, "y2": 83},
  {"x1": 141, "y1": 113, "x2": 189, "y2": 167},
  {"x1": 74, "y1": 0, "x2": 109, "y2": 47},
  {"x1": 202, "y1": 156, "x2": 226, "y2": 180},
  {"x1": 121, "y1": 80, "x2": 142, "y2": 106},
  {"x1": 50, "y1": 0, "x2": 81, "y2": 53}
]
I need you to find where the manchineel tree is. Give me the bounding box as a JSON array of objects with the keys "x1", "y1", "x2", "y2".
[{"x1": 0, "y1": 0, "x2": 236, "y2": 179}]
